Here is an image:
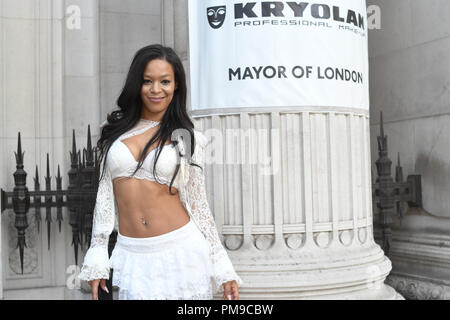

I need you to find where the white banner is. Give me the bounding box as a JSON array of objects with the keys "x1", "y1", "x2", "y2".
[{"x1": 188, "y1": 0, "x2": 369, "y2": 111}]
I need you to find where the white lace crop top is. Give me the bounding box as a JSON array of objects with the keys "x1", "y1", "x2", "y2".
[
  {"x1": 78, "y1": 118, "x2": 243, "y2": 294},
  {"x1": 107, "y1": 120, "x2": 179, "y2": 189}
]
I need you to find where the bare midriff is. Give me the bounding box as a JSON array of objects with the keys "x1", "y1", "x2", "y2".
[
  {"x1": 113, "y1": 178, "x2": 190, "y2": 238},
  {"x1": 112, "y1": 126, "x2": 190, "y2": 238}
]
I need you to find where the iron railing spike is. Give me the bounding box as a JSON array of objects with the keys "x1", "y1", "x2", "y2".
[
  {"x1": 45, "y1": 153, "x2": 52, "y2": 250},
  {"x1": 14, "y1": 132, "x2": 25, "y2": 165},
  {"x1": 46, "y1": 153, "x2": 50, "y2": 178},
  {"x1": 72, "y1": 129, "x2": 77, "y2": 153},
  {"x1": 34, "y1": 165, "x2": 41, "y2": 234},
  {"x1": 87, "y1": 125, "x2": 92, "y2": 150},
  {"x1": 3, "y1": 129, "x2": 118, "y2": 280},
  {"x1": 17, "y1": 131, "x2": 22, "y2": 155},
  {"x1": 19, "y1": 239, "x2": 25, "y2": 274},
  {"x1": 56, "y1": 164, "x2": 63, "y2": 233},
  {"x1": 47, "y1": 221, "x2": 51, "y2": 250}
]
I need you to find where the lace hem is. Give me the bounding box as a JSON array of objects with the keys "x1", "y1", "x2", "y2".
[
  {"x1": 210, "y1": 249, "x2": 244, "y2": 293},
  {"x1": 78, "y1": 245, "x2": 111, "y2": 281},
  {"x1": 78, "y1": 265, "x2": 110, "y2": 281}
]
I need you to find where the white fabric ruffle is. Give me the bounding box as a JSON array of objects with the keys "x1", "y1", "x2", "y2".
[
  {"x1": 79, "y1": 246, "x2": 110, "y2": 280},
  {"x1": 108, "y1": 219, "x2": 214, "y2": 300}
]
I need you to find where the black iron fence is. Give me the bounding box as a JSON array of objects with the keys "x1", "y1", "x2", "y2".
[
  {"x1": 372, "y1": 112, "x2": 422, "y2": 256},
  {"x1": 0, "y1": 126, "x2": 115, "y2": 299}
]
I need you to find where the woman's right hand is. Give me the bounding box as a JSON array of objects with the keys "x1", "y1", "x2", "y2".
[{"x1": 88, "y1": 278, "x2": 109, "y2": 300}]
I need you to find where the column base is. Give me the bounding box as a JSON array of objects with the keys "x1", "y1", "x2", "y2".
[
  {"x1": 220, "y1": 283, "x2": 402, "y2": 300},
  {"x1": 374, "y1": 211, "x2": 450, "y2": 300},
  {"x1": 223, "y1": 240, "x2": 404, "y2": 300}
]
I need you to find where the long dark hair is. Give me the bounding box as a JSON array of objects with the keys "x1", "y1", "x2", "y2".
[{"x1": 97, "y1": 44, "x2": 198, "y2": 195}]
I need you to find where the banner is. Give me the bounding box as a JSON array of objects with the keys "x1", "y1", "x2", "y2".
[{"x1": 188, "y1": 0, "x2": 369, "y2": 111}]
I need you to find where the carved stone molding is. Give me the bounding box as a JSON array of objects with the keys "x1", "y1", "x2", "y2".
[
  {"x1": 314, "y1": 232, "x2": 332, "y2": 248},
  {"x1": 254, "y1": 234, "x2": 275, "y2": 250},
  {"x1": 386, "y1": 274, "x2": 450, "y2": 300},
  {"x1": 223, "y1": 235, "x2": 243, "y2": 251},
  {"x1": 339, "y1": 230, "x2": 354, "y2": 246},
  {"x1": 284, "y1": 234, "x2": 305, "y2": 249},
  {"x1": 358, "y1": 227, "x2": 368, "y2": 244}
]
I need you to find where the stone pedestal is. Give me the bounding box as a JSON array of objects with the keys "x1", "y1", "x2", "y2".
[{"x1": 375, "y1": 208, "x2": 450, "y2": 300}]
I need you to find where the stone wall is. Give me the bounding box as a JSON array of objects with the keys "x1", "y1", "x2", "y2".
[
  {"x1": 368, "y1": 0, "x2": 450, "y2": 218},
  {"x1": 368, "y1": 0, "x2": 450, "y2": 299},
  {"x1": 99, "y1": 0, "x2": 162, "y2": 123}
]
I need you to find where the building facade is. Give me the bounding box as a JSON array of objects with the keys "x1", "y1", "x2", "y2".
[{"x1": 0, "y1": 0, "x2": 447, "y2": 300}]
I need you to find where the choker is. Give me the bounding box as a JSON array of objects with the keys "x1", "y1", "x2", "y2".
[{"x1": 139, "y1": 118, "x2": 160, "y2": 126}]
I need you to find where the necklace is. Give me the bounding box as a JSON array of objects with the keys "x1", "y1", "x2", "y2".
[{"x1": 140, "y1": 118, "x2": 160, "y2": 127}]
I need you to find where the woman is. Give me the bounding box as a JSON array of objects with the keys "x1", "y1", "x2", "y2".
[{"x1": 78, "y1": 44, "x2": 243, "y2": 300}]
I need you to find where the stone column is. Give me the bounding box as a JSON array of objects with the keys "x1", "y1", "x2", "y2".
[{"x1": 164, "y1": 1, "x2": 403, "y2": 299}]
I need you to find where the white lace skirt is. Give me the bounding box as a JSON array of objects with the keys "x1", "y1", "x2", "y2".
[{"x1": 108, "y1": 218, "x2": 214, "y2": 300}]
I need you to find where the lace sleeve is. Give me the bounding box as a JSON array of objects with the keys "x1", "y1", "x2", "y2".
[
  {"x1": 78, "y1": 158, "x2": 115, "y2": 281},
  {"x1": 186, "y1": 131, "x2": 243, "y2": 294}
]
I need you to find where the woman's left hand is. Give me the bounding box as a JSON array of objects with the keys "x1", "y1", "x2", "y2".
[{"x1": 222, "y1": 280, "x2": 239, "y2": 300}]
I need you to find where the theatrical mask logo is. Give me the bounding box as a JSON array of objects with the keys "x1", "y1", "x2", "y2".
[{"x1": 207, "y1": 5, "x2": 226, "y2": 29}]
